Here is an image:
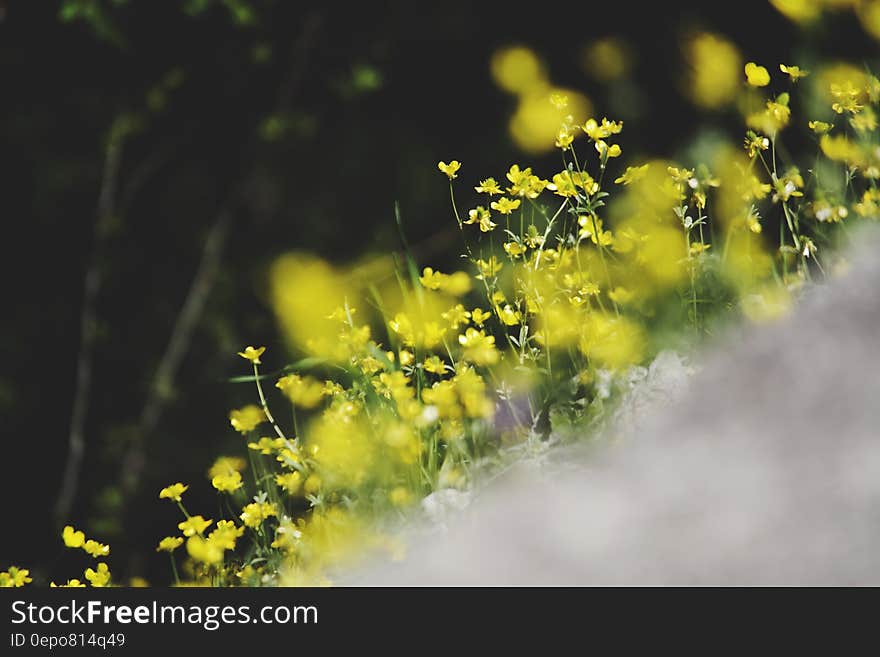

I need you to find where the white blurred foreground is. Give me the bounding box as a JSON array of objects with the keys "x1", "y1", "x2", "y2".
[{"x1": 354, "y1": 233, "x2": 880, "y2": 585}]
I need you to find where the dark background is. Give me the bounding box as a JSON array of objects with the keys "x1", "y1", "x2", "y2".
[{"x1": 0, "y1": 0, "x2": 870, "y2": 584}]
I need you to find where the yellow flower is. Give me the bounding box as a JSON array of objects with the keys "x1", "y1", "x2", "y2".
[
  {"x1": 504, "y1": 241, "x2": 527, "y2": 257},
  {"x1": 390, "y1": 487, "x2": 413, "y2": 507},
  {"x1": 158, "y1": 482, "x2": 188, "y2": 502},
  {"x1": 83, "y1": 540, "x2": 110, "y2": 558},
  {"x1": 555, "y1": 126, "x2": 575, "y2": 149},
  {"x1": 248, "y1": 436, "x2": 285, "y2": 454},
  {"x1": 498, "y1": 304, "x2": 521, "y2": 326},
  {"x1": 156, "y1": 536, "x2": 184, "y2": 552},
  {"x1": 744, "y1": 131, "x2": 770, "y2": 158},
  {"x1": 465, "y1": 206, "x2": 497, "y2": 232},
  {"x1": 471, "y1": 308, "x2": 492, "y2": 327},
  {"x1": 614, "y1": 164, "x2": 649, "y2": 185},
  {"x1": 458, "y1": 328, "x2": 499, "y2": 366},
  {"x1": 62, "y1": 525, "x2": 85, "y2": 548},
  {"x1": 0, "y1": 567, "x2": 32, "y2": 587},
  {"x1": 212, "y1": 470, "x2": 244, "y2": 493},
  {"x1": 490, "y1": 196, "x2": 521, "y2": 215},
  {"x1": 779, "y1": 63, "x2": 808, "y2": 81},
  {"x1": 441, "y1": 304, "x2": 471, "y2": 329},
  {"x1": 475, "y1": 178, "x2": 503, "y2": 195},
  {"x1": 240, "y1": 501, "x2": 278, "y2": 528},
  {"x1": 276, "y1": 374, "x2": 325, "y2": 409},
  {"x1": 229, "y1": 405, "x2": 266, "y2": 433},
  {"x1": 594, "y1": 140, "x2": 621, "y2": 158},
  {"x1": 186, "y1": 536, "x2": 224, "y2": 565},
  {"x1": 438, "y1": 160, "x2": 461, "y2": 179},
  {"x1": 84, "y1": 563, "x2": 111, "y2": 588},
  {"x1": 475, "y1": 256, "x2": 503, "y2": 279},
  {"x1": 423, "y1": 356, "x2": 446, "y2": 374},
  {"x1": 208, "y1": 456, "x2": 246, "y2": 479},
  {"x1": 820, "y1": 133, "x2": 862, "y2": 163},
  {"x1": 51, "y1": 579, "x2": 86, "y2": 588},
  {"x1": 689, "y1": 242, "x2": 712, "y2": 257},
  {"x1": 178, "y1": 515, "x2": 212, "y2": 537},
  {"x1": 237, "y1": 345, "x2": 265, "y2": 364},
  {"x1": 549, "y1": 92, "x2": 569, "y2": 109},
  {"x1": 578, "y1": 216, "x2": 614, "y2": 246},
  {"x1": 207, "y1": 520, "x2": 244, "y2": 550},
  {"x1": 745, "y1": 62, "x2": 770, "y2": 86},
  {"x1": 275, "y1": 471, "x2": 303, "y2": 494}
]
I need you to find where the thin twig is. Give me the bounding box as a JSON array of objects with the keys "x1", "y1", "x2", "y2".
[
  {"x1": 54, "y1": 139, "x2": 123, "y2": 523},
  {"x1": 119, "y1": 199, "x2": 236, "y2": 494}
]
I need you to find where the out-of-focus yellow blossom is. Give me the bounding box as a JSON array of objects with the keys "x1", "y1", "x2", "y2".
[
  {"x1": 579, "y1": 313, "x2": 646, "y2": 369},
  {"x1": 490, "y1": 45, "x2": 546, "y2": 94},
  {"x1": 747, "y1": 95, "x2": 791, "y2": 135},
  {"x1": 441, "y1": 304, "x2": 471, "y2": 329},
  {"x1": 852, "y1": 189, "x2": 879, "y2": 216},
  {"x1": 831, "y1": 80, "x2": 864, "y2": 114},
  {"x1": 780, "y1": 63, "x2": 809, "y2": 81},
  {"x1": 240, "y1": 502, "x2": 278, "y2": 529},
  {"x1": 208, "y1": 456, "x2": 246, "y2": 479},
  {"x1": 418, "y1": 268, "x2": 472, "y2": 295},
  {"x1": 504, "y1": 241, "x2": 527, "y2": 257},
  {"x1": 268, "y1": 518, "x2": 301, "y2": 553},
  {"x1": 508, "y1": 88, "x2": 593, "y2": 154},
  {"x1": 820, "y1": 133, "x2": 863, "y2": 163},
  {"x1": 475, "y1": 177, "x2": 503, "y2": 195},
  {"x1": 62, "y1": 525, "x2": 86, "y2": 548},
  {"x1": 549, "y1": 92, "x2": 569, "y2": 109},
  {"x1": 186, "y1": 535, "x2": 223, "y2": 565},
  {"x1": 423, "y1": 356, "x2": 446, "y2": 374},
  {"x1": 237, "y1": 346, "x2": 265, "y2": 364},
  {"x1": 437, "y1": 160, "x2": 461, "y2": 179},
  {"x1": 858, "y1": 0, "x2": 880, "y2": 38},
  {"x1": 211, "y1": 470, "x2": 243, "y2": 493},
  {"x1": 389, "y1": 487, "x2": 413, "y2": 507},
  {"x1": 276, "y1": 471, "x2": 303, "y2": 494},
  {"x1": 770, "y1": 0, "x2": 823, "y2": 23},
  {"x1": 809, "y1": 120, "x2": 833, "y2": 133},
  {"x1": 689, "y1": 242, "x2": 712, "y2": 257},
  {"x1": 685, "y1": 32, "x2": 742, "y2": 108},
  {"x1": 156, "y1": 536, "x2": 184, "y2": 552},
  {"x1": 0, "y1": 567, "x2": 31, "y2": 587},
  {"x1": 465, "y1": 206, "x2": 497, "y2": 232},
  {"x1": 458, "y1": 328, "x2": 500, "y2": 366},
  {"x1": 178, "y1": 515, "x2": 212, "y2": 537},
  {"x1": 83, "y1": 540, "x2": 110, "y2": 558},
  {"x1": 229, "y1": 405, "x2": 266, "y2": 434},
  {"x1": 276, "y1": 374, "x2": 324, "y2": 409},
  {"x1": 850, "y1": 106, "x2": 877, "y2": 131},
  {"x1": 582, "y1": 37, "x2": 633, "y2": 81},
  {"x1": 84, "y1": 563, "x2": 110, "y2": 587},
  {"x1": 745, "y1": 62, "x2": 771, "y2": 86},
  {"x1": 614, "y1": 164, "x2": 649, "y2": 185}
]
